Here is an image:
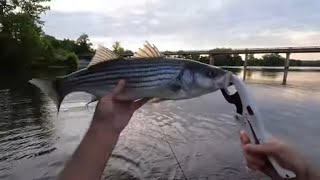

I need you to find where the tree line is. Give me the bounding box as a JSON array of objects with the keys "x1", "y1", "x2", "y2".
[
  {"x1": 172, "y1": 52, "x2": 320, "y2": 67},
  {"x1": 1, "y1": 0, "x2": 319, "y2": 76},
  {"x1": 0, "y1": 0, "x2": 95, "y2": 74},
  {"x1": 0, "y1": 0, "x2": 130, "y2": 74}
]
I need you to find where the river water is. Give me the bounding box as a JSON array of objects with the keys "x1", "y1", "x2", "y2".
[{"x1": 0, "y1": 68, "x2": 320, "y2": 180}]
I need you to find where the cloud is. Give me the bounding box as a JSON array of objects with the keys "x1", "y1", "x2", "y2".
[{"x1": 42, "y1": 0, "x2": 320, "y2": 59}]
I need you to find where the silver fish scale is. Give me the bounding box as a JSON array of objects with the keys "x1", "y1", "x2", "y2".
[{"x1": 61, "y1": 58, "x2": 185, "y2": 95}]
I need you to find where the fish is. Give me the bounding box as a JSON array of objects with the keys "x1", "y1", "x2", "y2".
[{"x1": 29, "y1": 42, "x2": 232, "y2": 111}]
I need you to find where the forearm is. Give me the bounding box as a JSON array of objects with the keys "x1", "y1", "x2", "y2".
[
  {"x1": 291, "y1": 162, "x2": 320, "y2": 180},
  {"x1": 306, "y1": 167, "x2": 320, "y2": 180},
  {"x1": 59, "y1": 121, "x2": 120, "y2": 180}
]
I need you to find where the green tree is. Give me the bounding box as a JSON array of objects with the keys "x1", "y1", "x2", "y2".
[
  {"x1": 64, "y1": 52, "x2": 78, "y2": 71},
  {"x1": 190, "y1": 54, "x2": 200, "y2": 61},
  {"x1": 3, "y1": 0, "x2": 50, "y2": 24},
  {"x1": 247, "y1": 54, "x2": 263, "y2": 66},
  {"x1": 112, "y1": 41, "x2": 125, "y2": 56},
  {"x1": 75, "y1": 33, "x2": 93, "y2": 55},
  {"x1": 61, "y1": 39, "x2": 77, "y2": 52},
  {"x1": 261, "y1": 53, "x2": 285, "y2": 66},
  {"x1": 231, "y1": 54, "x2": 243, "y2": 66},
  {"x1": 199, "y1": 56, "x2": 209, "y2": 64},
  {"x1": 247, "y1": 54, "x2": 255, "y2": 61},
  {"x1": 178, "y1": 54, "x2": 199, "y2": 61},
  {"x1": 0, "y1": 0, "x2": 51, "y2": 71},
  {"x1": 209, "y1": 48, "x2": 232, "y2": 66}
]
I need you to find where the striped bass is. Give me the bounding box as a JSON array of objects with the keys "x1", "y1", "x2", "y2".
[{"x1": 29, "y1": 42, "x2": 232, "y2": 111}]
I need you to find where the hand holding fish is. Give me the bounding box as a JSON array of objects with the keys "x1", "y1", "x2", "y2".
[
  {"x1": 59, "y1": 80, "x2": 149, "y2": 180},
  {"x1": 92, "y1": 80, "x2": 150, "y2": 135},
  {"x1": 240, "y1": 131, "x2": 319, "y2": 180},
  {"x1": 34, "y1": 42, "x2": 230, "y2": 180}
]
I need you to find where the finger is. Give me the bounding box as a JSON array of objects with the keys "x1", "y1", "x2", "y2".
[
  {"x1": 260, "y1": 161, "x2": 279, "y2": 178},
  {"x1": 240, "y1": 131, "x2": 252, "y2": 151},
  {"x1": 131, "y1": 98, "x2": 151, "y2": 111},
  {"x1": 240, "y1": 130, "x2": 251, "y2": 146},
  {"x1": 246, "y1": 163, "x2": 259, "y2": 171},
  {"x1": 111, "y1": 80, "x2": 126, "y2": 97},
  {"x1": 244, "y1": 143, "x2": 276, "y2": 156},
  {"x1": 244, "y1": 153, "x2": 266, "y2": 169}
]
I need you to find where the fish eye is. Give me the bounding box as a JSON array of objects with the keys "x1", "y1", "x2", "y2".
[{"x1": 207, "y1": 71, "x2": 216, "y2": 77}]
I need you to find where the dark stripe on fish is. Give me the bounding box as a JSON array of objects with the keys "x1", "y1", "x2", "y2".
[
  {"x1": 79, "y1": 61, "x2": 183, "y2": 77},
  {"x1": 78, "y1": 77, "x2": 173, "y2": 89},
  {"x1": 70, "y1": 71, "x2": 177, "y2": 88},
  {"x1": 70, "y1": 66, "x2": 181, "y2": 82}
]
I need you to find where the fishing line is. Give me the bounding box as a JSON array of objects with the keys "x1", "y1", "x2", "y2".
[
  {"x1": 139, "y1": 107, "x2": 188, "y2": 179},
  {"x1": 143, "y1": 0, "x2": 187, "y2": 178},
  {"x1": 157, "y1": 123, "x2": 188, "y2": 180}
]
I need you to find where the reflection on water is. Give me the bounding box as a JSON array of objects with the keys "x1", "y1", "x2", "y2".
[
  {"x1": 226, "y1": 67, "x2": 320, "y2": 89},
  {"x1": 0, "y1": 69, "x2": 320, "y2": 179},
  {"x1": 0, "y1": 83, "x2": 57, "y2": 179}
]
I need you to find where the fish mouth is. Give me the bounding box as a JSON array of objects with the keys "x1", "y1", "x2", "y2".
[{"x1": 219, "y1": 71, "x2": 233, "y2": 89}]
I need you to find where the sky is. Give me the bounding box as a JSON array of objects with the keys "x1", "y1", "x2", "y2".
[{"x1": 42, "y1": 0, "x2": 320, "y2": 60}]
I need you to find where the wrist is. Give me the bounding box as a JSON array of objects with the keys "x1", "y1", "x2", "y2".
[
  {"x1": 89, "y1": 120, "x2": 121, "y2": 139},
  {"x1": 305, "y1": 166, "x2": 319, "y2": 180},
  {"x1": 294, "y1": 163, "x2": 313, "y2": 180},
  {"x1": 91, "y1": 113, "x2": 123, "y2": 134}
]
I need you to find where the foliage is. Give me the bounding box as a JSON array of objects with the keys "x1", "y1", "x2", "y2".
[
  {"x1": 75, "y1": 33, "x2": 93, "y2": 55},
  {"x1": 112, "y1": 41, "x2": 125, "y2": 56},
  {"x1": 179, "y1": 54, "x2": 200, "y2": 61},
  {"x1": 261, "y1": 53, "x2": 285, "y2": 66},
  {"x1": 0, "y1": 0, "x2": 50, "y2": 71},
  {"x1": 247, "y1": 53, "x2": 285, "y2": 66},
  {"x1": 171, "y1": 50, "x2": 320, "y2": 67},
  {"x1": 247, "y1": 54, "x2": 255, "y2": 61},
  {"x1": 2, "y1": 0, "x2": 50, "y2": 24},
  {"x1": 64, "y1": 52, "x2": 78, "y2": 71},
  {"x1": 247, "y1": 54, "x2": 263, "y2": 66},
  {"x1": 213, "y1": 55, "x2": 244, "y2": 66},
  {"x1": 300, "y1": 60, "x2": 320, "y2": 66},
  {"x1": 0, "y1": 0, "x2": 94, "y2": 73},
  {"x1": 1, "y1": 14, "x2": 44, "y2": 68},
  {"x1": 198, "y1": 56, "x2": 210, "y2": 64},
  {"x1": 1, "y1": 0, "x2": 319, "y2": 75}
]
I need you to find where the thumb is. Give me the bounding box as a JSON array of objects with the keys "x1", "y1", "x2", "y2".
[
  {"x1": 240, "y1": 130, "x2": 251, "y2": 146},
  {"x1": 111, "y1": 80, "x2": 126, "y2": 98}
]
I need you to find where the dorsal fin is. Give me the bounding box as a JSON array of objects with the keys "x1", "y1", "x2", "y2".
[
  {"x1": 133, "y1": 41, "x2": 163, "y2": 58},
  {"x1": 88, "y1": 45, "x2": 119, "y2": 67}
]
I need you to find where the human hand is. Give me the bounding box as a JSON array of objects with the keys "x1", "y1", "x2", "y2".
[
  {"x1": 240, "y1": 131, "x2": 311, "y2": 180},
  {"x1": 92, "y1": 80, "x2": 150, "y2": 135}
]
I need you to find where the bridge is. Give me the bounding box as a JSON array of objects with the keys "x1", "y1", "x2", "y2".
[
  {"x1": 79, "y1": 46, "x2": 320, "y2": 85},
  {"x1": 162, "y1": 46, "x2": 320, "y2": 85},
  {"x1": 162, "y1": 46, "x2": 320, "y2": 55}
]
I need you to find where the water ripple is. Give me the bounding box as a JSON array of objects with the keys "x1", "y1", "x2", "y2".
[{"x1": 1, "y1": 73, "x2": 320, "y2": 179}]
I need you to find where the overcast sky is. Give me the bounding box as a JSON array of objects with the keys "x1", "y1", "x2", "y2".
[{"x1": 42, "y1": 0, "x2": 320, "y2": 59}]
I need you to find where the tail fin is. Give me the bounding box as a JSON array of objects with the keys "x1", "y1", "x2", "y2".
[{"x1": 29, "y1": 79, "x2": 64, "y2": 112}]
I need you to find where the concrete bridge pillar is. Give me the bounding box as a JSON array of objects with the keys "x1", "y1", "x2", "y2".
[
  {"x1": 282, "y1": 52, "x2": 291, "y2": 85},
  {"x1": 243, "y1": 53, "x2": 248, "y2": 81},
  {"x1": 209, "y1": 54, "x2": 215, "y2": 65}
]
